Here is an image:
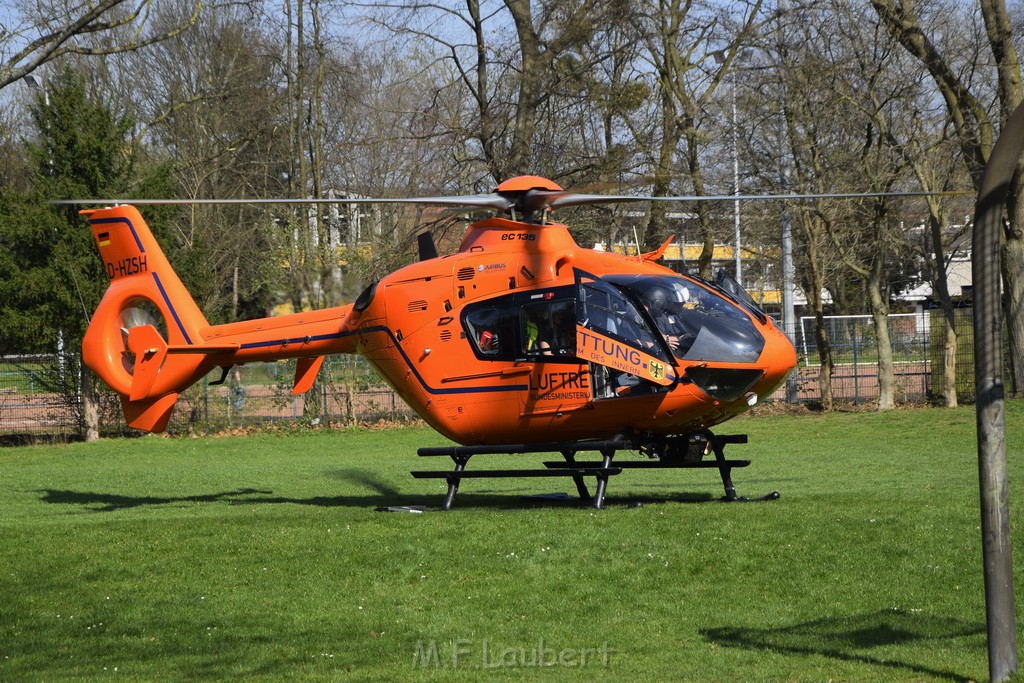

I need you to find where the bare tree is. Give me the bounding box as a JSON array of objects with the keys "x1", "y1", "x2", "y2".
[
  {"x1": 136, "y1": 4, "x2": 290, "y2": 321},
  {"x1": 359, "y1": 0, "x2": 646, "y2": 188},
  {"x1": 746, "y1": 3, "x2": 851, "y2": 408},
  {"x1": 632, "y1": 0, "x2": 764, "y2": 275},
  {"x1": 0, "y1": 0, "x2": 204, "y2": 90},
  {"x1": 860, "y1": 58, "x2": 973, "y2": 406},
  {"x1": 822, "y1": 2, "x2": 931, "y2": 410},
  {"x1": 872, "y1": 0, "x2": 1024, "y2": 394}
]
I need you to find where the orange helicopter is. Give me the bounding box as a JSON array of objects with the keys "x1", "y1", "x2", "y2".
[{"x1": 78, "y1": 176, "x2": 797, "y2": 508}]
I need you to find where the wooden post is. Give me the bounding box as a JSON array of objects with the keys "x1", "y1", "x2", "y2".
[{"x1": 972, "y1": 99, "x2": 1024, "y2": 683}]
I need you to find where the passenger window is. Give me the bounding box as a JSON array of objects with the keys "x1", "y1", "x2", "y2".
[
  {"x1": 464, "y1": 307, "x2": 507, "y2": 357},
  {"x1": 521, "y1": 300, "x2": 576, "y2": 358},
  {"x1": 462, "y1": 289, "x2": 578, "y2": 362}
]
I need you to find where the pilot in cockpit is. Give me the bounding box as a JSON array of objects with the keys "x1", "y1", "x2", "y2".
[{"x1": 643, "y1": 284, "x2": 697, "y2": 357}]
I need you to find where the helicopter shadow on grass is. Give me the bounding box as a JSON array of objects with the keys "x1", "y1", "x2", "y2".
[
  {"x1": 700, "y1": 610, "x2": 985, "y2": 682},
  {"x1": 35, "y1": 468, "x2": 402, "y2": 512},
  {"x1": 38, "y1": 487, "x2": 279, "y2": 512},
  {"x1": 36, "y1": 467, "x2": 748, "y2": 512}
]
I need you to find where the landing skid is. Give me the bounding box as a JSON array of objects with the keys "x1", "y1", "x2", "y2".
[
  {"x1": 729, "y1": 491, "x2": 782, "y2": 502},
  {"x1": 410, "y1": 431, "x2": 778, "y2": 510}
]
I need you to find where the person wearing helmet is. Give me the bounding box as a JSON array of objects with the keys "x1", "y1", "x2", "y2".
[{"x1": 643, "y1": 285, "x2": 688, "y2": 355}]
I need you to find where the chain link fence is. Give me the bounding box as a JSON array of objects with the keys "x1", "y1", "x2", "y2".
[
  {"x1": 787, "y1": 309, "x2": 998, "y2": 404},
  {"x1": 0, "y1": 309, "x2": 1004, "y2": 439},
  {"x1": 0, "y1": 355, "x2": 82, "y2": 439},
  {"x1": 1, "y1": 355, "x2": 418, "y2": 440}
]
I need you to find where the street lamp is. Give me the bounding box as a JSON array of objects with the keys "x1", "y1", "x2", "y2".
[{"x1": 23, "y1": 74, "x2": 53, "y2": 176}]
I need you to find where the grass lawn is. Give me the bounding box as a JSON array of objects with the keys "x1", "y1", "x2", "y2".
[{"x1": 1, "y1": 404, "x2": 1023, "y2": 681}]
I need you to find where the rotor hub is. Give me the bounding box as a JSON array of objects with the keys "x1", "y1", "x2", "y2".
[
  {"x1": 494, "y1": 176, "x2": 563, "y2": 193},
  {"x1": 494, "y1": 176, "x2": 565, "y2": 223}
]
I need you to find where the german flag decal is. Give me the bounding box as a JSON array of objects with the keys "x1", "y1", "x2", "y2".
[{"x1": 97, "y1": 231, "x2": 111, "y2": 247}]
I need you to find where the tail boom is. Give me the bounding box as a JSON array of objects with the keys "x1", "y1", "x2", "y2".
[{"x1": 199, "y1": 305, "x2": 358, "y2": 363}]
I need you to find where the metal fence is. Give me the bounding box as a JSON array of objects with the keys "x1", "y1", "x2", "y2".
[
  {"x1": 787, "y1": 309, "x2": 990, "y2": 404},
  {"x1": 0, "y1": 309, "x2": 999, "y2": 438},
  {"x1": 0, "y1": 354, "x2": 82, "y2": 439},
  {"x1": 0, "y1": 354, "x2": 418, "y2": 439}
]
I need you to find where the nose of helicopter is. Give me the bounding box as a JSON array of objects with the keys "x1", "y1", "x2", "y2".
[{"x1": 755, "y1": 325, "x2": 798, "y2": 399}]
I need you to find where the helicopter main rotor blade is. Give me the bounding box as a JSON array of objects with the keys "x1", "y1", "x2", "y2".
[
  {"x1": 548, "y1": 189, "x2": 972, "y2": 209},
  {"x1": 54, "y1": 189, "x2": 970, "y2": 209},
  {"x1": 53, "y1": 194, "x2": 513, "y2": 209}
]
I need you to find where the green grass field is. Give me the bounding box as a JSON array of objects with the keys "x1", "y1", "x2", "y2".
[{"x1": 2, "y1": 405, "x2": 1023, "y2": 681}]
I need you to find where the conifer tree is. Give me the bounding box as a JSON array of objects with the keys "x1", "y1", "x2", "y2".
[{"x1": 0, "y1": 66, "x2": 133, "y2": 439}]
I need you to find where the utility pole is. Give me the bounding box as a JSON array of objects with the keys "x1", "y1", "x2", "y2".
[
  {"x1": 781, "y1": 187, "x2": 797, "y2": 403},
  {"x1": 731, "y1": 72, "x2": 741, "y2": 284}
]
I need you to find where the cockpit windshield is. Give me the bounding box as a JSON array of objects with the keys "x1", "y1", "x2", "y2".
[
  {"x1": 605, "y1": 274, "x2": 766, "y2": 364},
  {"x1": 714, "y1": 268, "x2": 768, "y2": 324}
]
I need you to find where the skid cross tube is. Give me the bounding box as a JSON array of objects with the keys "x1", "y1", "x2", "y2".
[
  {"x1": 414, "y1": 438, "x2": 630, "y2": 510},
  {"x1": 412, "y1": 432, "x2": 771, "y2": 509}
]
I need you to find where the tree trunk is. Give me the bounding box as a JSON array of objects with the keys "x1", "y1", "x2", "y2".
[
  {"x1": 503, "y1": 0, "x2": 547, "y2": 176},
  {"x1": 644, "y1": 72, "x2": 679, "y2": 250},
  {"x1": 943, "y1": 314, "x2": 959, "y2": 407},
  {"x1": 924, "y1": 207, "x2": 959, "y2": 406},
  {"x1": 684, "y1": 120, "x2": 714, "y2": 278},
  {"x1": 805, "y1": 227, "x2": 834, "y2": 410},
  {"x1": 868, "y1": 262, "x2": 895, "y2": 410},
  {"x1": 813, "y1": 307, "x2": 834, "y2": 411},
  {"x1": 1000, "y1": 230, "x2": 1024, "y2": 395},
  {"x1": 80, "y1": 364, "x2": 99, "y2": 442}
]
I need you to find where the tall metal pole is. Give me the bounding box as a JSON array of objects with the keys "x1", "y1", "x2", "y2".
[
  {"x1": 732, "y1": 73, "x2": 742, "y2": 284},
  {"x1": 24, "y1": 75, "x2": 64, "y2": 384},
  {"x1": 781, "y1": 201, "x2": 797, "y2": 403},
  {"x1": 973, "y1": 100, "x2": 1024, "y2": 683},
  {"x1": 712, "y1": 49, "x2": 746, "y2": 284}
]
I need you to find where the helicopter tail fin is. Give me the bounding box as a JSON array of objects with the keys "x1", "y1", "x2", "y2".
[{"x1": 81, "y1": 205, "x2": 225, "y2": 432}]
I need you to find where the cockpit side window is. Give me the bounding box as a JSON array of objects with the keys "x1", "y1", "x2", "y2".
[
  {"x1": 576, "y1": 273, "x2": 671, "y2": 363},
  {"x1": 713, "y1": 268, "x2": 768, "y2": 323}
]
